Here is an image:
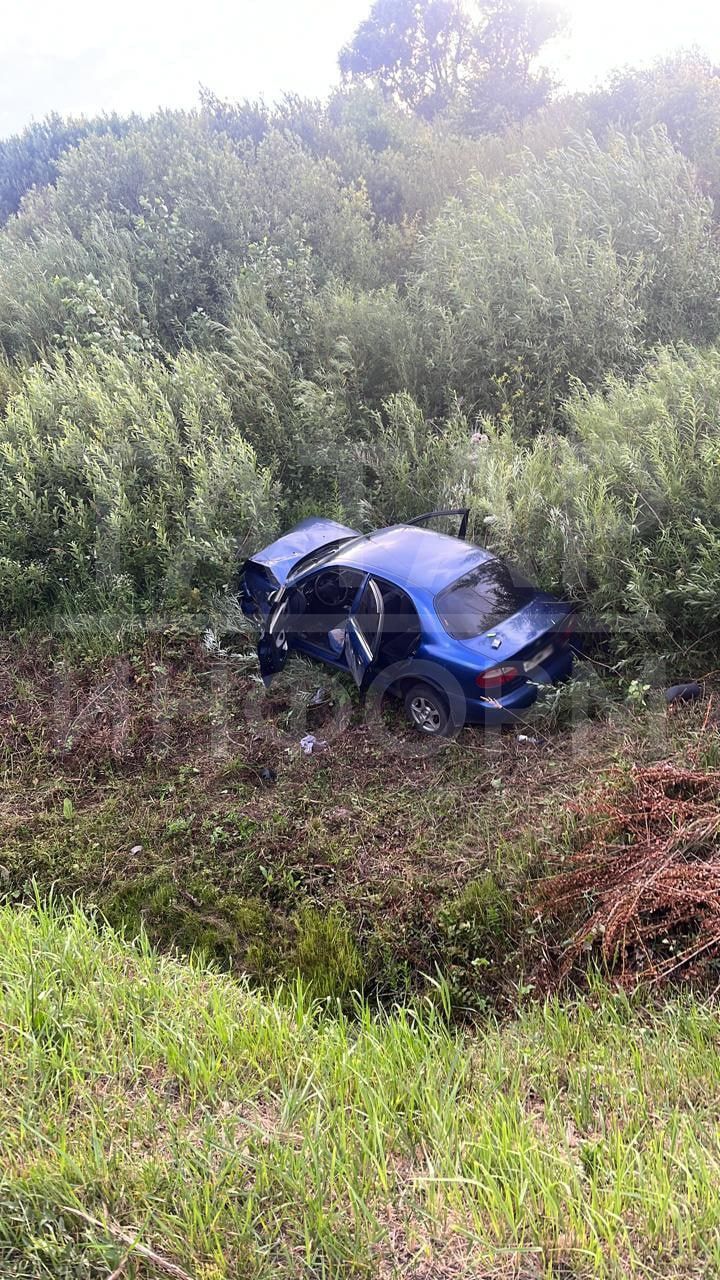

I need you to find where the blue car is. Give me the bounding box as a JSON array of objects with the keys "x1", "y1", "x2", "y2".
[{"x1": 240, "y1": 511, "x2": 576, "y2": 735}]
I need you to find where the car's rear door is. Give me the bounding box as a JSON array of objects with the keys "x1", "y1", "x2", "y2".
[{"x1": 344, "y1": 578, "x2": 384, "y2": 688}]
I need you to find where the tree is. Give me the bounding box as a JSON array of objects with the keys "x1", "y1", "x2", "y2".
[
  {"x1": 460, "y1": 0, "x2": 563, "y2": 132},
  {"x1": 0, "y1": 112, "x2": 136, "y2": 225},
  {"x1": 586, "y1": 53, "x2": 720, "y2": 209},
  {"x1": 338, "y1": 0, "x2": 564, "y2": 130}
]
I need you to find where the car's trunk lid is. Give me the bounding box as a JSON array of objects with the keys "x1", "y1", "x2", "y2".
[{"x1": 460, "y1": 594, "x2": 576, "y2": 668}]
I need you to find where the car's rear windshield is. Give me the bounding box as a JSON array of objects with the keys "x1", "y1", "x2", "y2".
[{"x1": 435, "y1": 559, "x2": 535, "y2": 640}]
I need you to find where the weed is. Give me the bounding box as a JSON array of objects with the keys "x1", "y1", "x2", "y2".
[
  {"x1": 436, "y1": 871, "x2": 518, "y2": 1011},
  {"x1": 289, "y1": 904, "x2": 366, "y2": 1002}
]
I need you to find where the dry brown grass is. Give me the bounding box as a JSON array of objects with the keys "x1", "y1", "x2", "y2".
[{"x1": 539, "y1": 762, "x2": 720, "y2": 985}]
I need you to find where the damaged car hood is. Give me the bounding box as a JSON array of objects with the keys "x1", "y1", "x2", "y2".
[{"x1": 245, "y1": 516, "x2": 360, "y2": 589}]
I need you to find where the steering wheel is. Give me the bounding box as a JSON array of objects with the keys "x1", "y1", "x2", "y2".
[{"x1": 314, "y1": 569, "x2": 356, "y2": 609}]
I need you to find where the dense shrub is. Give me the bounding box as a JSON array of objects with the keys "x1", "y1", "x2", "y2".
[
  {"x1": 414, "y1": 185, "x2": 643, "y2": 424},
  {"x1": 587, "y1": 53, "x2": 720, "y2": 208},
  {"x1": 0, "y1": 65, "x2": 719, "y2": 659},
  {"x1": 0, "y1": 111, "x2": 137, "y2": 224},
  {"x1": 0, "y1": 214, "x2": 148, "y2": 362},
  {"x1": 413, "y1": 130, "x2": 720, "y2": 424},
  {"x1": 505, "y1": 129, "x2": 720, "y2": 346},
  {"x1": 2, "y1": 115, "x2": 379, "y2": 352},
  {"x1": 466, "y1": 345, "x2": 720, "y2": 658},
  {"x1": 0, "y1": 349, "x2": 277, "y2": 620},
  {"x1": 362, "y1": 392, "x2": 474, "y2": 522}
]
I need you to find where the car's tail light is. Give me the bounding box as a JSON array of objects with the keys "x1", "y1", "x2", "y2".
[{"x1": 476, "y1": 664, "x2": 521, "y2": 691}]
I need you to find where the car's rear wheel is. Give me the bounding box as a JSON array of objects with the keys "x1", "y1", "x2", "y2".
[{"x1": 404, "y1": 683, "x2": 451, "y2": 736}]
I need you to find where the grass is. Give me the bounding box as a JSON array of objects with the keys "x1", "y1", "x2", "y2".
[
  {"x1": 2, "y1": 635, "x2": 720, "y2": 1275},
  {"x1": 0, "y1": 633, "x2": 716, "y2": 1010},
  {"x1": 3, "y1": 897, "x2": 720, "y2": 1278}
]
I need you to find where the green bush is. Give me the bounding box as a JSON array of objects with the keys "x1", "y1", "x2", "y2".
[
  {"x1": 413, "y1": 129, "x2": 720, "y2": 425},
  {"x1": 0, "y1": 110, "x2": 137, "y2": 223},
  {"x1": 362, "y1": 391, "x2": 474, "y2": 524},
  {"x1": 466, "y1": 344, "x2": 720, "y2": 659},
  {"x1": 505, "y1": 129, "x2": 720, "y2": 347},
  {"x1": 587, "y1": 52, "x2": 720, "y2": 209},
  {"x1": 0, "y1": 347, "x2": 277, "y2": 620},
  {"x1": 0, "y1": 81, "x2": 719, "y2": 659}
]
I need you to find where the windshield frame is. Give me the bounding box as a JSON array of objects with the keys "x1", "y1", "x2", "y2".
[{"x1": 286, "y1": 536, "x2": 361, "y2": 582}]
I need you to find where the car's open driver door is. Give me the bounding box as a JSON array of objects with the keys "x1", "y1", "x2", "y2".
[
  {"x1": 257, "y1": 588, "x2": 292, "y2": 685},
  {"x1": 406, "y1": 508, "x2": 470, "y2": 539}
]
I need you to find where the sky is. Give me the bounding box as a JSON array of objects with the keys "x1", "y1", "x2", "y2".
[{"x1": 1, "y1": 0, "x2": 719, "y2": 138}]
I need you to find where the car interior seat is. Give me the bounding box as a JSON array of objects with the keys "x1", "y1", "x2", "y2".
[{"x1": 379, "y1": 586, "x2": 421, "y2": 661}]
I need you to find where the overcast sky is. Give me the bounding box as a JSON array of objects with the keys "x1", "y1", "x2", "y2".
[{"x1": 1, "y1": 0, "x2": 719, "y2": 138}]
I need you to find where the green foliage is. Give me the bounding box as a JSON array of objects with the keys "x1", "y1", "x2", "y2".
[
  {"x1": 0, "y1": 53, "x2": 719, "y2": 657},
  {"x1": 5, "y1": 47, "x2": 720, "y2": 1276},
  {"x1": 289, "y1": 904, "x2": 367, "y2": 1002},
  {"x1": 466, "y1": 345, "x2": 720, "y2": 659},
  {"x1": 362, "y1": 391, "x2": 473, "y2": 522},
  {"x1": 415, "y1": 181, "x2": 643, "y2": 425},
  {"x1": 339, "y1": 0, "x2": 563, "y2": 129},
  {"x1": 532, "y1": 661, "x2": 619, "y2": 728},
  {"x1": 0, "y1": 347, "x2": 277, "y2": 619},
  {"x1": 505, "y1": 129, "x2": 720, "y2": 346},
  {"x1": 203, "y1": 83, "x2": 488, "y2": 227},
  {"x1": 0, "y1": 111, "x2": 137, "y2": 224},
  {"x1": 4, "y1": 113, "x2": 379, "y2": 352},
  {"x1": 0, "y1": 214, "x2": 148, "y2": 361},
  {"x1": 436, "y1": 870, "x2": 516, "y2": 1009},
  {"x1": 104, "y1": 874, "x2": 276, "y2": 972},
  {"x1": 414, "y1": 129, "x2": 720, "y2": 424},
  {"x1": 587, "y1": 52, "x2": 720, "y2": 207}
]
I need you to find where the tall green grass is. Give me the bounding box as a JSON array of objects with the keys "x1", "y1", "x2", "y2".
[
  {"x1": 2, "y1": 899, "x2": 720, "y2": 1277},
  {"x1": 0, "y1": 347, "x2": 278, "y2": 621},
  {"x1": 465, "y1": 344, "x2": 720, "y2": 662}
]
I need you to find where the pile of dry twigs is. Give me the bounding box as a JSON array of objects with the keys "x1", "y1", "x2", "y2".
[{"x1": 538, "y1": 762, "x2": 720, "y2": 985}]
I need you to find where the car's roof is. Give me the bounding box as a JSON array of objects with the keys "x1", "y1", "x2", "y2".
[{"x1": 329, "y1": 524, "x2": 492, "y2": 592}]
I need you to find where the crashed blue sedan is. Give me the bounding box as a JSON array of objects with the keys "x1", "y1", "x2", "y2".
[{"x1": 240, "y1": 510, "x2": 576, "y2": 735}]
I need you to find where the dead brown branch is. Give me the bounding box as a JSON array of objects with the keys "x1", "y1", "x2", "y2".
[{"x1": 537, "y1": 763, "x2": 720, "y2": 986}]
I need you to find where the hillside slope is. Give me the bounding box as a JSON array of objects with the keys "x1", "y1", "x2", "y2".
[{"x1": 2, "y1": 899, "x2": 720, "y2": 1279}]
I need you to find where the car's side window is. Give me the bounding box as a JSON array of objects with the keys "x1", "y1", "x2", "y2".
[{"x1": 376, "y1": 581, "x2": 422, "y2": 661}]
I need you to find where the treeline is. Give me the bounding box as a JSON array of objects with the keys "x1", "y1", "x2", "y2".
[{"x1": 0, "y1": 49, "x2": 719, "y2": 660}]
